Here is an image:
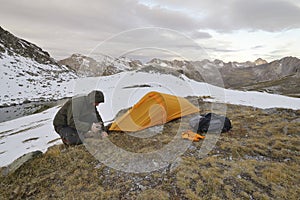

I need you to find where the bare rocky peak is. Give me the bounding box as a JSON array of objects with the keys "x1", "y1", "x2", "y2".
[
  {"x1": 146, "y1": 57, "x2": 269, "y2": 70},
  {"x1": 255, "y1": 56, "x2": 300, "y2": 78},
  {"x1": 277, "y1": 56, "x2": 300, "y2": 74},
  {"x1": 58, "y1": 54, "x2": 99, "y2": 71},
  {"x1": 146, "y1": 58, "x2": 189, "y2": 69},
  {"x1": 254, "y1": 58, "x2": 268, "y2": 65},
  {"x1": 0, "y1": 26, "x2": 57, "y2": 65}
]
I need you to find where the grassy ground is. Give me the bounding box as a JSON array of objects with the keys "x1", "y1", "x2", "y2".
[
  {"x1": 0, "y1": 100, "x2": 299, "y2": 199},
  {"x1": 238, "y1": 75, "x2": 300, "y2": 97}
]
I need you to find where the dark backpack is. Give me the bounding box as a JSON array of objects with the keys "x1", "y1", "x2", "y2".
[{"x1": 189, "y1": 113, "x2": 232, "y2": 133}]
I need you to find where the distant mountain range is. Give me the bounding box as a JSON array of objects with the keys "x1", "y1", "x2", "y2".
[
  {"x1": 1, "y1": 25, "x2": 300, "y2": 106},
  {"x1": 59, "y1": 53, "x2": 300, "y2": 97},
  {"x1": 57, "y1": 53, "x2": 143, "y2": 77}
]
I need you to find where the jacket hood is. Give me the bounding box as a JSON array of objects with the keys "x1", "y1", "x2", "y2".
[{"x1": 88, "y1": 90, "x2": 104, "y2": 104}]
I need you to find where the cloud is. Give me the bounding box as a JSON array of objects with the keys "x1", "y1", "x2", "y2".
[
  {"x1": 146, "y1": 0, "x2": 300, "y2": 31},
  {"x1": 0, "y1": 0, "x2": 299, "y2": 61},
  {"x1": 251, "y1": 45, "x2": 264, "y2": 49},
  {"x1": 190, "y1": 31, "x2": 212, "y2": 39},
  {"x1": 89, "y1": 27, "x2": 209, "y2": 61},
  {"x1": 135, "y1": 4, "x2": 198, "y2": 31},
  {"x1": 204, "y1": 47, "x2": 242, "y2": 53},
  {"x1": 229, "y1": 0, "x2": 300, "y2": 31}
]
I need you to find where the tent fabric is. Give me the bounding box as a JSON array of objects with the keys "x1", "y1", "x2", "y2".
[{"x1": 109, "y1": 91, "x2": 200, "y2": 132}]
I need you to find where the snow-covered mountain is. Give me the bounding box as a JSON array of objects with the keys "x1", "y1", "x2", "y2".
[
  {"x1": 58, "y1": 53, "x2": 143, "y2": 77},
  {"x1": 0, "y1": 27, "x2": 56, "y2": 65},
  {"x1": 0, "y1": 26, "x2": 78, "y2": 106}
]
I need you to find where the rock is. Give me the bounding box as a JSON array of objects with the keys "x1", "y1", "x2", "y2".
[
  {"x1": 283, "y1": 126, "x2": 288, "y2": 134},
  {"x1": 2, "y1": 150, "x2": 42, "y2": 176},
  {"x1": 261, "y1": 108, "x2": 278, "y2": 115},
  {"x1": 170, "y1": 157, "x2": 182, "y2": 173},
  {"x1": 291, "y1": 118, "x2": 300, "y2": 123}
]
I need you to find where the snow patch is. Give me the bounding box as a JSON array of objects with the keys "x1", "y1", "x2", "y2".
[
  {"x1": 0, "y1": 52, "x2": 77, "y2": 105},
  {"x1": 1, "y1": 71, "x2": 300, "y2": 167}
]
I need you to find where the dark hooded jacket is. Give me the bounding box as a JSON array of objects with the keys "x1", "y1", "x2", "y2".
[{"x1": 53, "y1": 91, "x2": 104, "y2": 133}]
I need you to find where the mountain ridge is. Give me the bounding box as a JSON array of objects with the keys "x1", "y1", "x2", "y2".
[
  {"x1": 58, "y1": 53, "x2": 143, "y2": 77},
  {"x1": 0, "y1": 26, "x2": 57, "y2": 65},
  {"x1": 58, "y1": 53, "x2": 300, "y2": 96},
  {"x1": 0, "y1": 26, "x2": 78, "y2": 106}
]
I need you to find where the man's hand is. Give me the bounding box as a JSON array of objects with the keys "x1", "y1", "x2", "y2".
[
  {"x1": 101, "y1": 131, "x2": 108, "y2": 138},
  {"x1": 91, "y1": 122, "x2": 102, "y2": 133}
]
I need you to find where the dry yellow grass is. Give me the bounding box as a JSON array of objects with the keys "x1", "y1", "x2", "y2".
[{"x1": 0, "y1": 100, "x2": 299, "y2": 199}]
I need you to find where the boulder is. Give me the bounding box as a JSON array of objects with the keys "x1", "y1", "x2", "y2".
[{"x1": 2, "y1": 150, "x2": 42, "y2": 176}]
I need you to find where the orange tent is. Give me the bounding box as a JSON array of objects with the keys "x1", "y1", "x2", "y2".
[{"x1": 109, "y1": 91, "x2": 199, "y2": 132}]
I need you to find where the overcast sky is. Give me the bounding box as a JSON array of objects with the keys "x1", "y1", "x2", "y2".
[{"x1": 1, "y1": 0, "x2": 300, "y2": 62}]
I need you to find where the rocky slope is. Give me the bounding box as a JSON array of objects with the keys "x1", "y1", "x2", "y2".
[
  {"x1": 139, "y1": 57, "x2": 300, "y2": 96},
  {"x1": 141, "y1": 57, "x2": 300, "y2": 96},
  {"x1": 221, "y1": 56, "x2": 300, "y2": 86},
  {"x1": 0, "y1": 26, "x2": 78, "y2": 105},
  {"x1": 221, "y1": 57, "x2": 300, "y2": 97},
  {"x1": 0, "y1": 26, "x2": 56, "y2": 65}
]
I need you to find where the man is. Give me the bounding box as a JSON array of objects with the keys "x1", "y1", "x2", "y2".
[{"x1": 53, "y1": 90, "x2": 108, "y2": 145}]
